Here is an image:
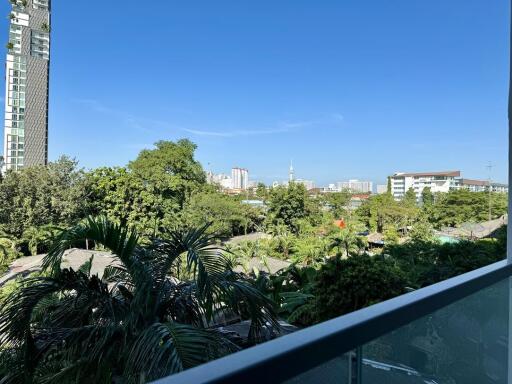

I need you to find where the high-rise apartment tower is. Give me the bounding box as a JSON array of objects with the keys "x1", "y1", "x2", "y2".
[
  {"x1": 2, "y1": 0, "x2": 51, "y2": 171},
  {"x1": 232, "y1": 167, "x2": 249, "y2": 190}
]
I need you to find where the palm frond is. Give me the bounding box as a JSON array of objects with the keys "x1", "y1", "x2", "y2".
[
  {"x1": 124, "y1": 322, "x2": 236, "y2": 382},
  {"x1": 157, "y1": 282, "x2": 204, "y2": 326},
  {"x1": 43, "y1": 216, "x2": 139, "y2": 275},
  {"x1": 35, "y1": 324, "x2": 124, "y2": 384},
  {"x1": 216, "y1": 276, "x2": 281, "y2": 343},
  {"x1": 151, "y1": 225, "x2": 230, "y2": 320}
]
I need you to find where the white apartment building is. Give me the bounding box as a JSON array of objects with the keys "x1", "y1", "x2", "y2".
[
  {"x1": 322, "y1": 184, "x2": 339, "y2": 193},
  {"x1": 337, "y1": 179, "x2": 373, "y2": 193},
  {"x1": 207, "y1": 173, "x2": 233, "y2": 190},
  {"x1": 490, "y1": 183, "x2": 509, "y2": 193},
  {"x1": 231, "y1": 167, "x2": 249, "y2": 190},
  {"x1": 455, "y1": 179, "x2": 509, "y2": 193},
  {"x1": 390, "y1": 171, "x2": 460, "y2": 201}
]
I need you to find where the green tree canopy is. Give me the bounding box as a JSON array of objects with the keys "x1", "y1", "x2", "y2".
[
  {"x1": 266, "y1": 183, "x2": 320, "y2": 234},
  {"x1": 430, "y1": 190, "x2": 508, "y2": 228},
  {"x1": 403, "y1": 187, "x2": 417, "y2": 207},
  {"x1": 86, "y1": 166, "x2": 166, "y2": 237},
  {"x1": 356, "y1": 193, "x2": 418, "y2": 233},
  {"x1": 0, "y1": 156, "x2": 90, "y2": 237},
  {"x1": 128, "y1": 139, "x2": 206, "y2": 209},
  {"x1": 182, "y1": 192, "x2": 263, "y2": 237},
  {"x1": 312, "y1": 255, "x2": 407, "y2": 323},
  {"x1": 421, "y1": 187, "x2": 434, "y2": 207},
  {"x1": 323, "y1": 191, "x2": 351, "y2": 219}
]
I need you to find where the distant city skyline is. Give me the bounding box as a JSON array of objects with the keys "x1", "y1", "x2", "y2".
[
  {"x1": 207, "y1": 163, "x2": 507, "y2": 190},
  {"x1": 0, "y1": 1, "x2": 507, "y2": 184}
]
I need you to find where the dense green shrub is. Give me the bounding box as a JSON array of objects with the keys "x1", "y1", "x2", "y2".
[
  {"x1": 386, "y1": 237, "x2": 506, "y2": 288},
  {"x1": 312, "y1": 255, "x2": 407, "y2": 323}
]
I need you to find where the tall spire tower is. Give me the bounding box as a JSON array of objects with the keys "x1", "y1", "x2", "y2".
[{"x1": 289, "y1": 160, "x2": 294, "y2": 182}]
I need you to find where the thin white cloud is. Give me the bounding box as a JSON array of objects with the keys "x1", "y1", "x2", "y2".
[
  {"x1": 182, "y1": 127, "x2": 291, "y2": 137},
  {"x1": 73, "y1": 99, "x2": 160, "y2": 133},
  {"x1": 74, "y1": 98, "x2": 345, "y2": 139},
  {"x1": 280, "y1": 120, "x2": 317, "y2": 129}
]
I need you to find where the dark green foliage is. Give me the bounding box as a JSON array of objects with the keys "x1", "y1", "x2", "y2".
[
  {"x1": 86, "y1": 140, "x2": 206, "y2": 239},
  {"x1": 0, "y1": 137, "x2": 509, "y2": 381},
  {"x1": 182, "y1": 192, "x2": 263, "y2": 238},
  {"x1": 266, "y1": 183, "x2": 321, "y2": 234},
  {"x1": 86, "y1": 166, "x2": 161, "y2": 233},
  {"x1": 86, "y1": 140, "x2": 259, "y2": 241},
  {"x1": 272, "y1": 228, "x2": 507, "y2": 328},
  {"x1": 421, "y1": 187, "x2": 434, "y2": 207},
  {"x1": 0, "y1": 156, "x2": 91, "y2": 238},
  {"x1": 357, "y1": 188, "x2": 507, "y2": 233},
  {"x1": 0, "y1": 217, "x2": 278, "y2": 383},
  {"x1": 386, "y1": 236, "x2": 506, "y2": 288},
  {"x1": 128, "y1": 139, "x2": 206, "y2": 210},
  {"x1": 323, "y1": 191, "x2": 351, "y2": 218},
  {"x1": 429, "y1": 189, "x2": 507, "y2": 228},
  {"x1": 312, "y1": 255, "x2": 407, "y2": 323},
  {"x1": 255, "y1": 183, "x2": 269, "y2": 201},
  {"x1": 356, "y1": 193, "x2": 418, "y2": 233},
  {"x1": 403, "y1": 187, "x2": 417, "y2": 207},
  {"x1": 251, "y1": 265, "x2": 317, "y2": 326},
  {"x1": 0, "y1": 234, "x2": 20, "y2": 274},
  {"x1": 19, "y1": 224, "x2": 63, "y2": 256}
]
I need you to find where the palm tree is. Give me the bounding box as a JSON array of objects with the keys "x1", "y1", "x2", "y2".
[
  {"x1": 21, "y1": 224, "x2": 62, "y2": 256},
  {"x1": 292, "y1": 237, "x2": 328, "y2": 266},
  {"x1": 329, "y1": 223, "x2": 366, "y2": 258},
  {"x1": 0, "y1": 216, "x2": 279, "y2": 383}
]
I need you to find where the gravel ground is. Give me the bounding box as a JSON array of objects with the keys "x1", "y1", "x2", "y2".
[{"x1": 0, "y1": 249, "x2": 117, "y2": 286}]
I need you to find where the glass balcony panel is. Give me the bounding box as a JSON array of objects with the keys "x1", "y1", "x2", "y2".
[
  {"x1": 361, "y1": 278, "x2": 510, "y2": 384},
  {"x1": 283, "y1": 354, "x2": 350, "y2": 384}
]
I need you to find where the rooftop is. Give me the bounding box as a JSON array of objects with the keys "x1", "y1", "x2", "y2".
[
  {"x1": 459, "y1": 178, "x2": 489, "y2": 186},
  {"x1": 393, "y1": 171, "x2": 461, "y2": 178}
]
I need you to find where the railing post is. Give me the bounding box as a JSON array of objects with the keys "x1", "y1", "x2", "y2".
[
  {"x1": 348, "y1": 347, "x2": 362, "y2": 384},
  {"x1": 355, "y1": 346, "x2": 362, "y2": 384}
]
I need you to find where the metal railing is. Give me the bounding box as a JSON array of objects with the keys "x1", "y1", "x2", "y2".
[{"x1": 152, "y1": 259, "x2": 512, "y2": 384}]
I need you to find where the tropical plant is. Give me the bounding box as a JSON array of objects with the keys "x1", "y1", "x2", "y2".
[
  {"x1": 0, "y1": 216, "x2": 279, "y2": 383},
  {"x1": 0, "y1": 233, "x2": 19, "y2": 273},
  {"x1": 292, "y1": 236, "x2": 328, "y2": 266},
  {"x1": 312, "y1": 254, "x2": 407, "y2": 323},
  {"x1": 328, "y1": 222, "x2": 366, "y2": 258},
  {"x1": 0, "y1": 156, "x2": 91, "y2": 239},
  {"x1": 20, "y1": 224, "x2": 62, "y2": 256},
  {"x1": 252, "y1": 265, "x2": 317, "y2": 326},
  {"x1": 227, "y1": 240, "x2": 269, "y2": 273},
  {"x1": 265, "y1": 183, "x2": 321, "y2": 234}
]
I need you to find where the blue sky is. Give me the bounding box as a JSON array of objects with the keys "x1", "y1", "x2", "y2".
[{"x1": 1, "y1": 0, "x2": 510, "y2": 185}]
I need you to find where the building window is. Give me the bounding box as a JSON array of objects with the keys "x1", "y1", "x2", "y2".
[
  {"x1": 30, "y1": 30, "x2": 50, "y2": 60},
  {"x1": 33, "y1": 0, "x2": 49, "y2": 10}
]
